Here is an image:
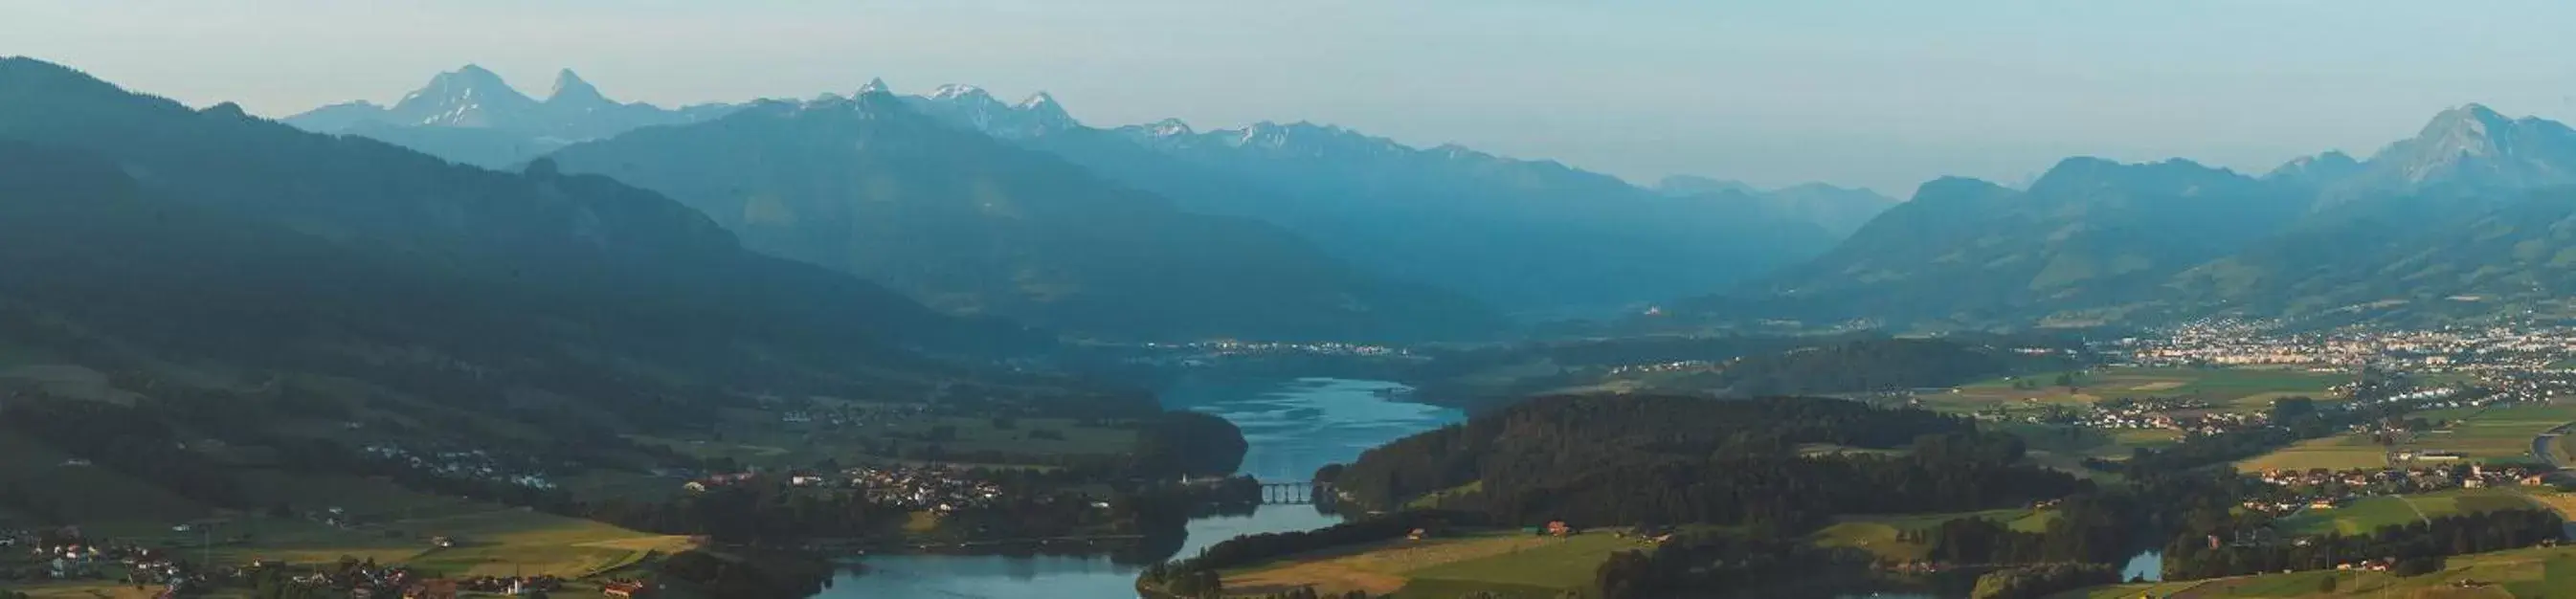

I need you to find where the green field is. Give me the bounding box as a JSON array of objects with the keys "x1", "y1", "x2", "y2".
[
  {"x1": 2250, "y1": 401, "x2": 2576, "y2": 471},
  {"x1": 1216, "y1": 529, "x2": 1647, "y2": 598},
  {"x1": 2272, "y1": 488, "x2": 2539, "y2": 537},
  {"x1": 2061, "y1": 544, "x2": 2576, "y2": 598},
  {"x1": 1395, "y1": 533, "x2": 1641, "y2": 598},
  {"x1": 2415, "y1": 402, "x2": 2576, "y2": 464},
  {"x1": 1934, "y1": 366, "x2": 2345, "y2": 416},
  {"x1": 1811, "y1": 508, "x2": 2058, "y2": 562},
  {"x1": 2236, "y1": 433, "x2": 2390, "y2": 474},
  {"x1": 0, "y1": 451, "x2": 691, "y2": 586}
]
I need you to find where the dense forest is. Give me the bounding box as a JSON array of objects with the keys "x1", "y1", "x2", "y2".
[
  {"x1": 1968, "y1": 563, "x2": 2120, "y2": 599},
  {"x1": 1904, "y1": 492, "x2": 2144, "y2": 565},
  {"x1": 1331, "y1": 395, "x2": 2083, "y2": 531},
  {"x1": 1132, "y1": 411, "x2": 1252, "y2": 477}
]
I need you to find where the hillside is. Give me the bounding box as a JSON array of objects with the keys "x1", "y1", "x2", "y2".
[
  {"x1": 1731, "y1": 158, "x2": 2309, "y2": 328},
  {"x1": 544, "y1": 93, "x2": 1505, "y2": 342},
  {"x1": 898, "y1": 91, "x2": 1838, "y2": 317},
  {"x1": 0, "y1": 57, "x2": 1166, "y2": 501},
  {"x1": 1685, "y1": 104, "x2": 2576, "y2": 331}
]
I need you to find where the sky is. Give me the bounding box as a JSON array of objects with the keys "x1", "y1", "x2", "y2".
[{"x1": 10, "y1": 0, "x2": 2576, "y2": 195}]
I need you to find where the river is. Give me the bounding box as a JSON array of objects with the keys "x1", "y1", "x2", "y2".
[{"x1": 816, "y1": 377, "x2": 1461, "y2": 599}]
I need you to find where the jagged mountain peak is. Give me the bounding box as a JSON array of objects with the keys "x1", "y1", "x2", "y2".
[
  {"x1": 548, "y1": 68, "x2": 608, "y2": 106},
  {"x1": 419, "y1": 64, "x2": 517, "y2": 96},
  {"x1": 2264, "y1": 150, "x2": 2363, "y2": 187},
  {"x1": 1143, "y1": 118, "x2": 1194, "y2": 137},
  {"x1": 857, "y1": 78, "x2": 892, "y2": 97},
  {"x1": 2359, "y1": 103, "x2": 2576, "y2": 189},
  {"x1": 389, "y1": 63, "x2": 540, "y2": 126},
  {"x1": 928, "y1": 83, "x2": 992, "y2": 101},
  {"x1": 898, "y1": 83, "x2": 1078, "y2": 138}
]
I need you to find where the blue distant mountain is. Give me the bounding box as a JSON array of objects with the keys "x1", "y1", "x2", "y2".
[
  {"x1": 1674, "y1": 104, "x2": 2576, "y2": 330},
  {"x1": 282, "y1": 65, "x2": 737, "y2": 167}
]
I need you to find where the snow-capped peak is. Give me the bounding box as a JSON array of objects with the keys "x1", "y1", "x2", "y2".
[
  {"x1": 857, "y1": 78, "x2": 891, "y2": 96},
  {"x1": 1015, "y1": 92, "x2": 1058, "y2": 110},
  {"x1": 389, "y1": 64, "x2": 539, "y2": 127},
  {"x1": 1146, "y1": 118, "x2": 1194, "y2": 137},
  {"x1": 929, "y1": 84, "x2": 991, "y2": 101}
]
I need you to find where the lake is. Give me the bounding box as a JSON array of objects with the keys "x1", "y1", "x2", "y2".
[{"x1": 816, "y1": 377, "x2": 1461, "y2": 599}]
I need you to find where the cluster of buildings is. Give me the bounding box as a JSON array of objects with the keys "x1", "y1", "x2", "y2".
[
  {"x1": 363, "y1": 443, "x2": 557, "y2": 491},
  {"x1": 679, "y1": 465, "x2": 1011, "y2": 512},
  {"x1": 2244, "y1": 463, "x2": 2548, "y2": 517},
  {"x1": 1111, "y1": 339, "x2": 1418, "y2": 368},
  {"x1": 263, "y1": 560, "x2": 431, "y2": 598},
  {"x1": 2, "y1": 535, "x2": 194, "y2": 594},
  {"x1": 846, "y1": 465, "x2": 1006, "y2": 511},
  {"x1": 1604, "y1": 360, "x2": 1714, "y2": 376},
  {"x1": 2050, "y1": 403, "x2": 2267, "y2": 436},
  {"x1": 2123, "y1": 321, "x2": 2576, "y2": 384}
]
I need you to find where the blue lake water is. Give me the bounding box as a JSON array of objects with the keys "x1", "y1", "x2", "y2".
[{"x1": 816, "y1": 378, "x2": 1460, "y2": 599}]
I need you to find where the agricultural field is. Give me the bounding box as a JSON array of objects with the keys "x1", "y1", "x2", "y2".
[
  {"x1": 1810, "y1": 508, "x2": 2059, "y2": 562},
  {"x1": 2411, "y1": 402, "x2": 2576, "y2": 465},
  {"x1": 2058, "y1": 544, "x2": 2576, "y2": 598},
  {"x1": 0, "y1": 458, "x2": 690, "y2": 587},
  {"x1": 2347, "y1": 402, "x2": 2576, "y2": 468},
  {"x1": 2272, "y1": 488, "x2": 2540, "y2": 537},
  {"x1": 1216, "y1": 529, "x2": 1646, "y2": 598},
  {"x1": 1930, "y1": 366, "x2": 2345, "y2": 416},
  {"x1": 2231, "y1": 401, "x2": 2576, "y2": 474},
  {"x1": 2236, "y1": 434, "x2": 2390, "y2": 474}
]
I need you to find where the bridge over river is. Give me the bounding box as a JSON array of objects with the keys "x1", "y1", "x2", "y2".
[{"x1": 1260, "y1": 481, "x2": 1332, "y2": 504}]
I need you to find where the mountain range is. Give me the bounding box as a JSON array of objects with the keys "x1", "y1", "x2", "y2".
[
  {"x1": 542, "y1": 92, "x2": 1502, "y2": 342},
  {"x1": 1671, "y1": 103, "x2": 2576, "y2": 330},
  {"x1": 1654, "y1": 175, "x2": 1898, "y2": 238},
  {"x1": 896, "y1": 87, "x2": 1849, "y2": 315},
  {"x1": 283, "y1": 65, "x2": 737, "y2": 168},
  {"x1": 0, "y1": 57, "x2": 1130, "y2": 463},
  {"x1": 273, "y1": 64, "x2": 2576, "y2": 334},
  {"x1": 290, "y1": 69, "x2": 1881, "y2": 322}
]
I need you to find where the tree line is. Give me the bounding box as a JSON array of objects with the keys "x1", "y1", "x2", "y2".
[{"x1": 2162, "y1": 507, "x2": 2563, "y2": 580}]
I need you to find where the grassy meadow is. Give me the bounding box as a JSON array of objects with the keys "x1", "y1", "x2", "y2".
[
  {"x1": 2236, "y1": 434, "x2": 2391, "y2": 474},
  {"x1": 2272, "y1": 488, "x2": 2541, "y2": 538},
  {"x1": 1931, "y1": 366, "x2": 2345, "y2": 416},
  {"x1": 1214, "y1": 529, "x2": 1648, "y2": 599},
  {"x1": 1810, "y1": 508, "x2": 2060, "y2": 562},
  {"x1": 2060, "y1": 544, "x2": 2576, "y2": 598}
]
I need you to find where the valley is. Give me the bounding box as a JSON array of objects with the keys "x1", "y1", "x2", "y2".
[{"x1": 14, "y1": 8, "x2": 2576, "y2": 599}]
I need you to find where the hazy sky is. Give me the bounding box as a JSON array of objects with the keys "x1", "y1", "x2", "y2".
[{"x1": 11, "y1": 0, "x2": 2576, "y2": 194}]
